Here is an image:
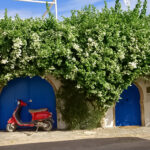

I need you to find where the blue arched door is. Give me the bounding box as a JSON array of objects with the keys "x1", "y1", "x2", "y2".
[
  {"x1": 115, "y1": 84, "x2": 141, "y2": 126},
  {"x1": 0, "y1": 76, "x2": 57, "y2": 130}
]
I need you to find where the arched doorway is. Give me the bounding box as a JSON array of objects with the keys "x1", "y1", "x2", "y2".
[
  {"x1": 115, "y1": 84, "x2": 141, "y2": 126},
  {"x1": 0, "y1": 76, "x2": 57, "y2": 130}
]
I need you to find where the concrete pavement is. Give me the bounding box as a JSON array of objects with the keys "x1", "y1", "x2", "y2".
[{"x1": 0, "y1": 127, "x2": 150, "y2": 149}]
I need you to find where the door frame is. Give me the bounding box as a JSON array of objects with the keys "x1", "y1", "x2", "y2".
[{"x1": 113, "y1": 82, "x2": 145, "y2": 127}]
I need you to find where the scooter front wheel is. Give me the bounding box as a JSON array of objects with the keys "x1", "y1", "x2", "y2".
[
  {"x1": 42, "y1": 121, "x2": 53, "y2": 131},
  {"x1": 6, "y1": 123, "x2": 17, "y2": 132}
]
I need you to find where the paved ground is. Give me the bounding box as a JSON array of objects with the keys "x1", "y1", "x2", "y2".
[
  {"x1": 1, "y1": 137, "x2": 150, "y2": 150},
  {"x1": 0, "y1": 127, "x2": 150, "y2": 149}
]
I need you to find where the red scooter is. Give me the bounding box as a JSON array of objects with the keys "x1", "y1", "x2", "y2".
[{"x1": 6, "y1": 100, "x2": 54, "y2": 132}]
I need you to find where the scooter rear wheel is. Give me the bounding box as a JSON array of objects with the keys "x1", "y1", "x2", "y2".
[
  {"x1": 6, "y1": 123, "x2": 17, "y2": 132},
  {"x1": 42, "y1": 121, "x2": 53, "y2": 131}
]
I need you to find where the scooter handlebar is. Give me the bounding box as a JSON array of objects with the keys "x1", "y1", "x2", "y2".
[{"x1": 16, "y1": 99, "x2": 27, "y2": 106}]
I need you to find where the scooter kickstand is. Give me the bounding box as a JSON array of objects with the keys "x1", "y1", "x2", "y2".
[{"x1": 36, "y1": 126, "x2": 39, "y2": 132}]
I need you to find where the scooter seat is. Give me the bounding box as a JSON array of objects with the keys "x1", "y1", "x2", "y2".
[{"x1": 29, "y1": 108, "x2": 48, "y2": 113}]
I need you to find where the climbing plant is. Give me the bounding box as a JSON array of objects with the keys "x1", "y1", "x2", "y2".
[{"x1": 0, "y1": 0, "x2": 150, "y2": 129}]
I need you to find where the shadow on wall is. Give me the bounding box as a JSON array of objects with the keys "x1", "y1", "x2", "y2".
[{"x1": 0, "y1": 137, "x2": 150, "y2": 150}]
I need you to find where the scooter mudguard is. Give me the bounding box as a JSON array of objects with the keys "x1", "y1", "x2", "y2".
[{"x1": 8, "y1": 117, "x2": 16, "y2": 124}]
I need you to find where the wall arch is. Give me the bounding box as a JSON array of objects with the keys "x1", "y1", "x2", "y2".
[
  {"x1": 134, "y1": 82, "x2": 145, "y2": 126},
  {"x1": 44, "y1": 75, "x2": 67, "y2": 129}
]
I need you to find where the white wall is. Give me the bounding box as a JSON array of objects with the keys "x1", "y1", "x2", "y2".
[
  {"x1": 137, "y1": 79, "x2": 150, "y2": 127},
  {"x1": 101, "y1": 107, "x2": 114, "y2": 128}
]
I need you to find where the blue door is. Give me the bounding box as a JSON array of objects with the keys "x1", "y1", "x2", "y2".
[
  {"x1": 115, "y1": 84, "x2": 141, "y2": 126},
  {"x1": 0, "y1": 76, "x2": 57, "y2": 130}
]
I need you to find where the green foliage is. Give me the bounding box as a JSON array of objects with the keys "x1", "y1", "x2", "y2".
[
  {"x1": 0, "y1": 0, "x2": 150, "y2": 129},
  {"x1": 140, "y1": 0, "x2": 147, "y2": 18},
  {"x1": 133, "y1": 0, "x2": 142, "y2": 15},
  {"x1": 57, "y1": 80, "x2": 105, "y2": 129},
  {"x1": 115, "y1": 0, "x2": 121, "y2": 13}
]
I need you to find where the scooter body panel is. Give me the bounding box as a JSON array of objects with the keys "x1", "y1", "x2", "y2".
[
  {"x1": 7, "y1": 116, "x2": 34, "y2": 127},
  {"x1": 31, "y1": 111, "x2": 52, "y2": 121},
  {"x1": 8, "y1": 117, "x2": 16, "y2": 124}
]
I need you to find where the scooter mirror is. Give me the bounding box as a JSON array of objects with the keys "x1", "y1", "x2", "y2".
[
  {"x1": 17, "y1": 101, "x2": 20, "y2": 105},
  {"x1": 29, "y1": 99, "x2": 32, "y2": 102}
]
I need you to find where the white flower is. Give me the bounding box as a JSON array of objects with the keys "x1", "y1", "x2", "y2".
[
  {"x1": 16, "y1": 49, "x2": 22, "y2": 58},
  {"x1": 123, "y1": 71, "x2": 130, "y2": 75},
  {"x1": 102, "y1": 31, "x2": 106, "y2": 36},
  {"x1": 73, "y1": 66, "x2": 78, "y2": 72},
  {"x1": 10, "y1": 65, "x2": 15, "y2": 69},
  {"x1": 88, "y1": 38, "x2": 93, "y2": 42},
  {"x1": 91, "y1": 41, "x2": 98, "y2": 47},
  {"x1": 67, "y1": 56, "x2": 71, "y2": 59},
  {"x1": 5, "y1": 73, "x2": 11, "y2": 80},
  {"x1": 2, "y1": 32, "x2": 7, "y2": 36},
  {"x1": 98, "y1": 91, "x2": 102, "y2": 97},
  {"x1": 92, "y1": 61, "x2": 96, "y2": 67},
  {"x1": 116, "y1": 66, "x2": 120, "y2": 72},
  {"x1": 11, "y1": 48, "x2": 22, "y2": 58},
  {"x1": 88, "y1": 38, "x2": 98, "y2": 47},
  {"x1": 72, "y1": 57, "x2": 76, "y2": 62},
  {"x1": 1, "y1": 59, "x2": 8, "y2": 64},
  {"x1": 32, "y1": 42, "x2": 40, "y2": 49},
  {"x1": 73, "y1": 44, "x2": 80, "y2": 50},
  {"x1": 131, "y1": 37, "x2": 136, "y2": 42},
  {"x1": 73, "y1": 43, "x2": 83, "y2": 52},
  {"x1": 85, "y1": 52, "x2": 89, "y2": 57},
  {"x1": 76, "y1": 84, "x2": 81, "y2": 89},
  {"x1": 30, "y1": 33, "x2": 41, "y2": 50},
  {"x1": 119, "y1": 51, "x2": 125, "y2": 60},
  {"x1": 13, "y1": 38, "x2": 23, "y2": 49},
  {"x1": 65, "y1": 75, "x2": 69, "y2": 79},
  {"x1": 128, "y1": 62, "x2": 137, "y2": 69},
  {"x1": 31, "y1": 33, "x2": 40, "y2": 42}
]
